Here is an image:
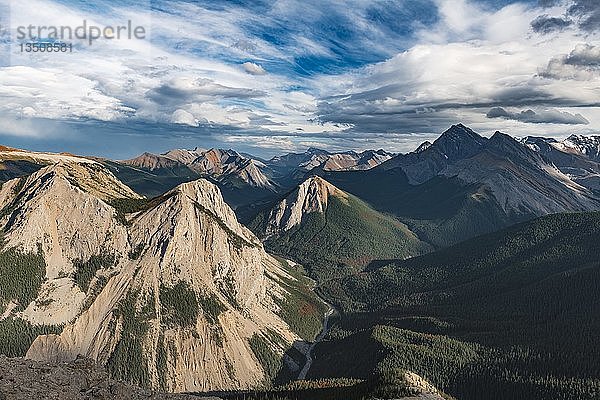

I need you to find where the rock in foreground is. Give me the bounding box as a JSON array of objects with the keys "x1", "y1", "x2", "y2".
[{"x1": 0, "y1": 356, "x2": 220, "y2": 400}]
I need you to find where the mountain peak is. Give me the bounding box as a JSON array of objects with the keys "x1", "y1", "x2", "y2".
[
  {"x1": 161, "y1": 148, "x2": 204, "y2": 164},
  {"x1": 521, "y1": 136, "x2": 558, "y2": 154},
  {"x1": 431, "y1": 124, "x2": 486, "y2": 161},
  {"x1": 306, "y1": 147, "x2": 330, "y2": 155},
  {"x1": 121, "y1": 152, "x2": 182, "y2": 171},
  {"x1": 490, "y1": 130, "x2": 511, "y2": 140},
  {"x1": 522, "y1": 136, "x2": 558, "y2": 144},
  {"x1": 440, "y1": 124, "x2": 483, "y2": 140},
  {"x1": 414, "y1": 141, "x2": 432, "y2": 153},
  {"x1": 154, "y1": 178, "x2": 261, "y2": 249},
  {"x1": 20, "y1": 172, "x2": 296, "y2": 392},
  {"x1": 264, "y1": 176, "x2": 345, "y2": 235},
  {"x1": 487, "y1": 130, "x2": 529, "y2": 154}
]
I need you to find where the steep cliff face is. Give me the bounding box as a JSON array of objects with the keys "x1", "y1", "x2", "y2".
[
  {"x1": 0, "y1": 161, "x2": 299, "y2": 393},
  {"x1": 264, "y1": 176, "x2": 344, "y2": 236},
  {"x1": 0, "y1": 163, "x2": 139, "y2": 325}
]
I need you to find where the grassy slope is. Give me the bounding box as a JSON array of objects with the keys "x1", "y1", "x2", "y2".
[
  {"x1": 258, "y1": 193, "x2": 432, "y2": 284},
  {"x1": 313, "y1": 211, "x2": 600, "y2": 400},
  {"x1": 318, "y1": 168, "x2": 521, "y2": 248}
]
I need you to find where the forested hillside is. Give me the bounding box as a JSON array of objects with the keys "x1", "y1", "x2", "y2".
[
  {"x1": 250, "y1": 181, "x2": 431, "y2": 283},
  {"x1": 313, "y1": 212, "x2": 600, "y2": 400}
]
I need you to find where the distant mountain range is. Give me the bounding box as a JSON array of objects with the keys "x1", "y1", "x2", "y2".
[
  {"x1": 2, "y1": 125, "x2": 600, "y2": 253},
  {"x1": 318, "y1": 124, "x2": 600, "y2": 247},
  {"x1": 1, "y1": 124, "x2": 600, "y2": 399},
  {"x1": 268, "y1": 147, "x2": 394, "y2": 172}
]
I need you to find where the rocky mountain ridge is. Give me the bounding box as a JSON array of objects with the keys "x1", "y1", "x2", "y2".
[
  {"x1": 0, "y1": 161, "x2": 301, "y2": 393},
  {"x1": 263, "y1": 176, "x2": 345, "y2": 236},
  {"x1": 122, "y1": 148, "x2": 275, "y2": 191},
  {"x1": 268, "y1": 148, "x2": 394, "y2": 173}
]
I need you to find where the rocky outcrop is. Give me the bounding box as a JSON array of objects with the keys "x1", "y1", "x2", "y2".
[
  {"x1": 264, "y1": 176, "x2": 345, "y2": 236},
  {"x1": 400, "y1": 371, "x2": 447, "y2": 399},
  {"x1": 0, "y1": 355, "x2": 220, "y2": 400}
]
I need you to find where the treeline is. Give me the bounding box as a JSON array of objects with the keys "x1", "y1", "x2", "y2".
[
  {"x1": 274, "y1": 259, "x2": 328, "y2": 342},
  {"x1": 0, "y1": 318, "x2": 61, "y2": 357},
  {"x1": 0, "y1": 245, "x2": 46, "y2": 308}
]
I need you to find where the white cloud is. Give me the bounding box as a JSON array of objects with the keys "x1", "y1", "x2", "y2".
[
  {"x1": 0, "y1": 0, "x2": 599, "y2": 156},
  {"x1": 171, "y1": 109, "x2": 198, "y2": 126},
  {"x1": 242, "y1": 62, "x2": 267, "y2": 75},
  {"x1": 313, "y1": 1, "x2": 600, "y2": 139},
  {"x1": 0, "y1": 0, "x2": 348, "y2": 138},
  {"x1": 486, "y1": 107, "x2": 589, "y2": 124},
  {"x1": 0, "y1": 66, "x2": 132, "y2": 121}
]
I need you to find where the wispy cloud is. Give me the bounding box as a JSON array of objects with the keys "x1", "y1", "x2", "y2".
[{"x1": 0, "y1": 0, "x2": 598, "y2": 158}]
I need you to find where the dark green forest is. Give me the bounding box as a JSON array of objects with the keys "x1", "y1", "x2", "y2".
[
  {"x1": 310, "y1": 211, "x2": 600, "y2": 400},
  {"x1": 317, "y1": 168, "x2": 524, "y2": 248}
]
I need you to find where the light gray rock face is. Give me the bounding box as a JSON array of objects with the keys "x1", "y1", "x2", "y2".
[
  {"x1": 0, "y1": 161, "x2": 298, "y2": 393},
  {"x1": 269, "y1": 148, "x2": 394, "y2": 172},
  {"x1": 0, "y1": 163, "x2": 139, "y2": 325},
  {"x1": 264, "y1": 176, "x2": 345, "y2": 236}
]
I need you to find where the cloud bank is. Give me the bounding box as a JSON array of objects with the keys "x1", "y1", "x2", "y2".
[
  {"x1": 486, "y1": 107, "x2": 589, "y2": 124},
  {"x1": 0, "y1": 0, "x2": 598, "y2": 157}
]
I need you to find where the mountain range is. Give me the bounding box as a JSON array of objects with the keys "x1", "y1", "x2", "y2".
[
  {"x1": 1, "y1": 124, "x2": 600, "y2": 399},
  {"x1": 318, "y1": 124, "x2": 600, "y2": 247}
]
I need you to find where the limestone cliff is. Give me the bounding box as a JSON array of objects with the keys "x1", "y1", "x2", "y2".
[
  {"x1": 0, "y1": 161, "x2": 299, "y2": 393},
  {"x1": 264, "y1": 176, "x2": 346, "y2": 236}
]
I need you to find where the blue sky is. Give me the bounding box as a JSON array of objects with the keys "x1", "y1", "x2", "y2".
[{"x1": 0, "y1": 0, "x2": 599, "y2": 158}]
